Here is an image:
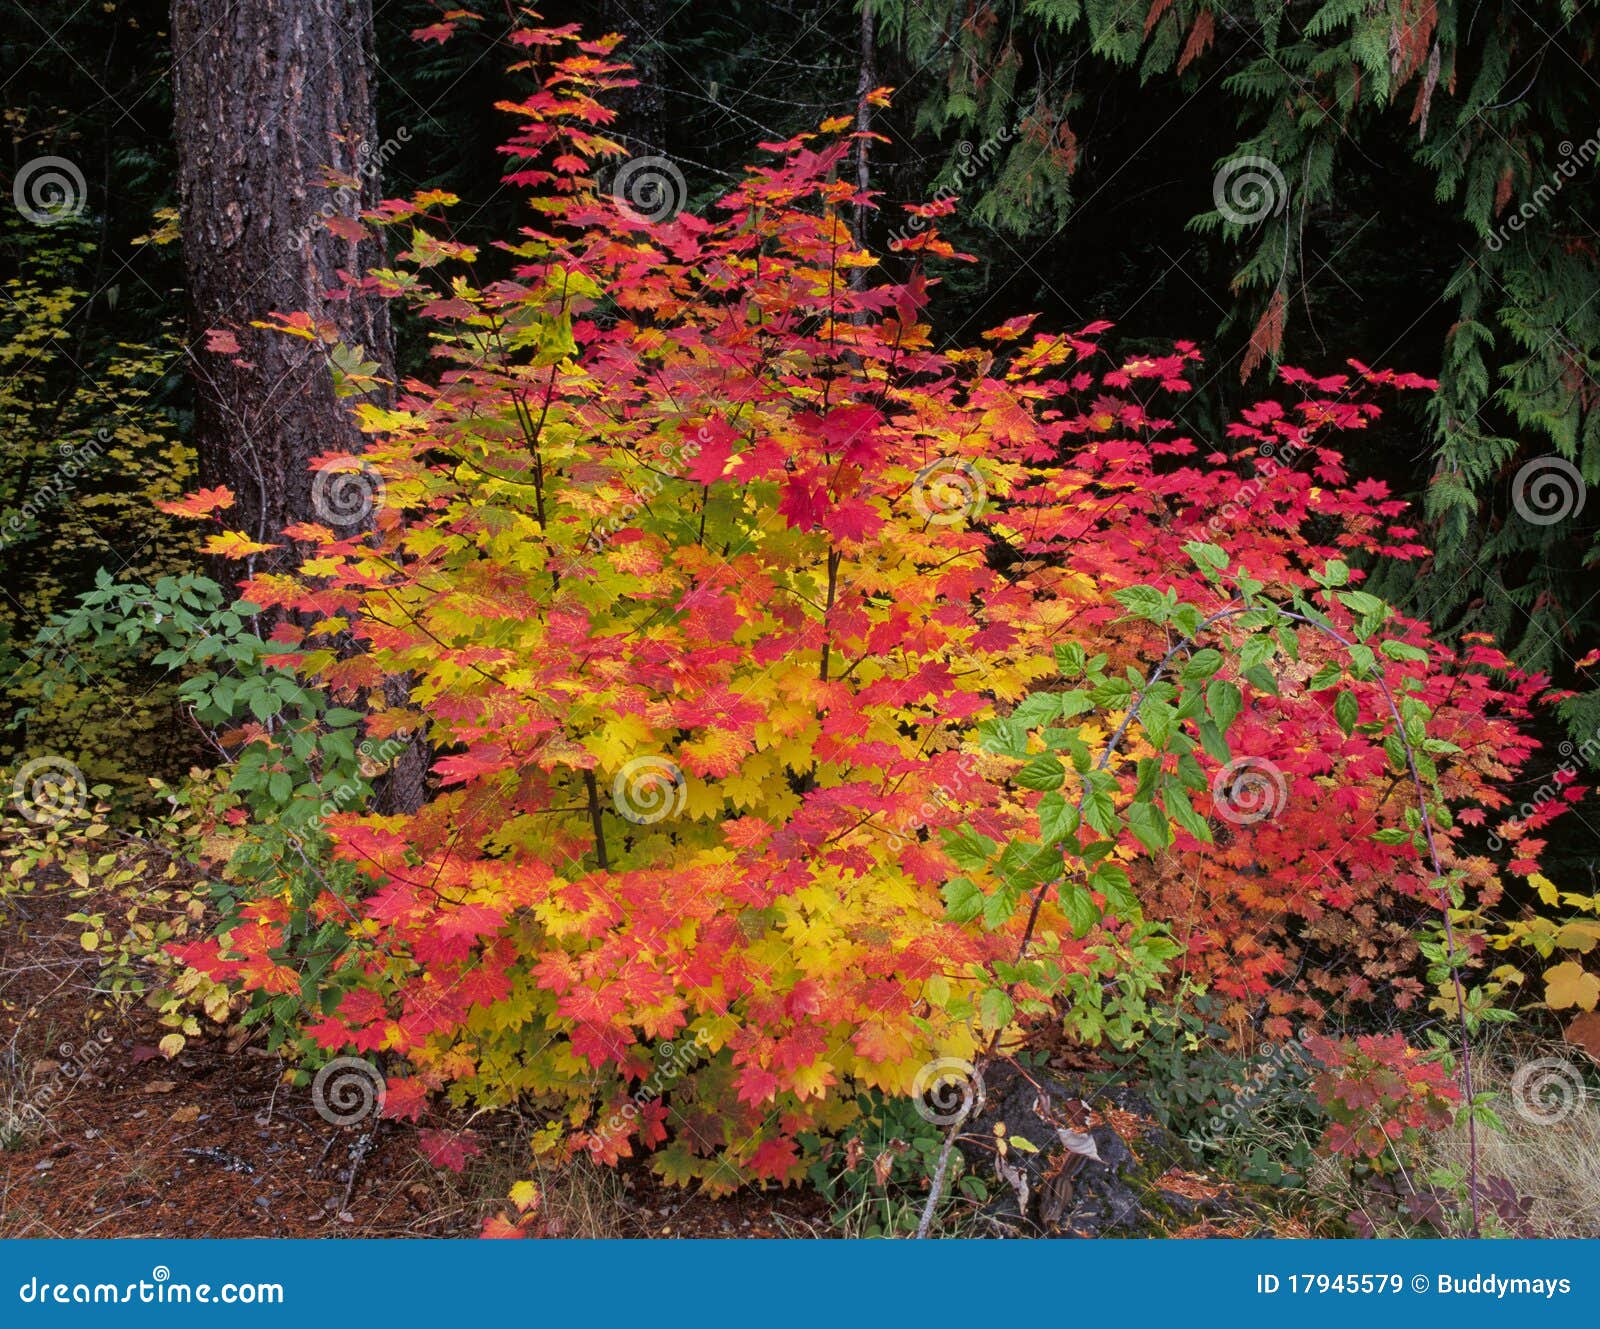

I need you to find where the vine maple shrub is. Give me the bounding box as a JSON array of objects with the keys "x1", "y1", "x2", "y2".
[{"x1": 167, "y1": 24, "x2": 1580, "y2": 1199}]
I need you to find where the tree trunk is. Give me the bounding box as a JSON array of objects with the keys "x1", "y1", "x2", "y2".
[
  {"x1": 853, "y1": 0, "x2": 876, "y2": 270},
  {"x1": 172, "y1": 0, "x2": 427, "y2": 814},
  {"x1": 171, "y1": 0, "x2": 392, "y2": 548}
]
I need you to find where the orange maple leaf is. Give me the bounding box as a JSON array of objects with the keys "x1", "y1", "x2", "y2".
[{"x1": 155, "y1": 485, "x2": 236, "y2": 519}]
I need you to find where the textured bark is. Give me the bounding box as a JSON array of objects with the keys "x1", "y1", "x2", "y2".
[
  {"x1": 853, "y1": 1, "x2": 876, "y2": 273},
  {"x1": 172, "y1": 0, "x2": 426, "y2": 814},
  {"x1": 171, "y1": 0, "x2": 392, "y2": 547}
]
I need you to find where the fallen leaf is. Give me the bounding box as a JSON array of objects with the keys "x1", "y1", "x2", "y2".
[
  {"x1": 1564, "y1": 1010, "x2": 1600, "y2": 1063},
  {"x1": 1057, "y1": 1128, "x2": 1102, "y2": 1163},
  {"x1": 418, "y1": 1127, "x2": 483, "y2": 1172},
  {"x1": 143, "y1": 1080, "x2": 177, "y2": 1095}
]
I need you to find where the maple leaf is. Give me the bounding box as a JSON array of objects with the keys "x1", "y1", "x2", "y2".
[
  {"x1": 747, "y1": 1136, "x2": 800, "y2": 1182},
  {"x1": 679, "y1": 726, "x2": 751, "y2": 778},
  {"x1": 722, "y1": 816, "x2": 774, "y2": 849},
  {"x1": 418, "y1": 1128, "x2": 483, "y2": 1172},
  {"x1": 382, "y1": 1077, "x2": 431, "y2": 1121},
  {"x1": 683, "y1": 418, "x2": 740, "y2": 484},
  {"x1": 291, "y1": 1003, "x2": 341, "y2": 1042},
  {"x1": 652, "y1": 1143, "x2": 703, "y2": 1187},
  {"x1": 325, "y1": 214, "x2": 367, "y2": 243},
  {"x1": 434, "y1": 902, "x2": 507, "y2": 942},
  {"x1": 1545, "y1": 961, "x2": 1600, "y2": 1011},
  {"x1": 202, "y1": 530, "x2": 278, "y2": 558},
  {"x1": 155, "y1": 485, "x2": 236, "y2": 519},
  {"x1": 736, "y1": 1064, "x2": 780, "y2": 1107},
  {"x1": 253, "y1": 310, "x2": 324, "y2": 341},
  {"x1": 778, "y1": 475, "x2": 827, "y2": 531},
  {"x1": 824, "y1": 497, "x2": 883, "y2": 543}
]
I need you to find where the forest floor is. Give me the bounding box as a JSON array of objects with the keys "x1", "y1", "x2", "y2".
[
  {"x1": 7, "y1": 879, "x2": 1597, "y2": 1241},
  {"x1": 0, "y1": 886, "x2": 830, "y2": 1239}
]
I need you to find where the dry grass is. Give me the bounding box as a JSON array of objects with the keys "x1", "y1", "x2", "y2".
[
  {"x1": 0, "y1": 1018, "x2": 74, "y2": 1153},
  {"x1": 1181, "y1": 1028, "x2": 1600, "y2": 1239},
  {"x1": 1425, "y1": 1043, "x2": 1600, "y2": 1238},
  {"x1": 483, "y1": 1146, "x2": 640, "y2": 1239}
]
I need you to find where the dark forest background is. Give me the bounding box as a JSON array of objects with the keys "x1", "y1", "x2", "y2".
[{"x1": 3, "y1": 0, "x2": 1596, "y2": 876}]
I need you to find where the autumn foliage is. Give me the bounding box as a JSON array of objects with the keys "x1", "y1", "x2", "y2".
[
  {"x1": 1306, "y1": 1032, "x2": 1462, "y2": 1161},
  {"x1": 170, "y1": 23, "x2": 1575, "y2": 1194}
]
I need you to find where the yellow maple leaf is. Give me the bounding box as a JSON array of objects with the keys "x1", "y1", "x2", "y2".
[
  {"x1": 1544, "y1": 960, "x2": 1600, "y2": 1011},
  {"x1": 584, "y1": 711, "x2": 657, "y2": 768},
  {"x1": 202, "y1": 530, "x2": 278, "y2": 558},
  {"x1": 1528, "y1": 871, "x2": 1561, "y2": 907},
  {"x1": 788, "y1": 1058, "x2": 838, "y2": 1101},
  {"x1": 1555, "y1": 920, "x2": 1600, "y2": 952}
]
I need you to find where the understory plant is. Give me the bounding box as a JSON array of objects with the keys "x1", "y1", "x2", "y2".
[
  {"x1": 153, "y1": 23, "x2": 1579, "y2": 1215},
  {"x1": 0, "y1": 215, "x2": 197, "y2": 798}
]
